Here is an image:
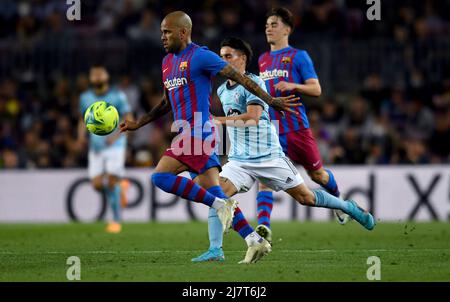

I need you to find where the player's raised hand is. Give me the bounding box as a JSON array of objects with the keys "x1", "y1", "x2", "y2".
[
  {"x1": 274, "y1": 81, "x2": 297, "y2": 92},
  {"x1": 270, "y1": 95, "x2": 302, "y2": 115},
  {"x1": 119, "y1": 119, "x2": 140, "y2": 132}
]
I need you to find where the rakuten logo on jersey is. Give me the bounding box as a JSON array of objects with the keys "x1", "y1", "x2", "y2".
[
  {"x1": 259, "y1": 69, "x2": 289, "y2": 81},
  {"x1": 164, "y1": 77, "x2": 188, "y2": 91}
]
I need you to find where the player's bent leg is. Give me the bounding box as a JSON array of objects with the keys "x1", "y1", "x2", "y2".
[
  {"x1": 307, "y1": 168, "x2": 341, "y2": 197},
  {"x1": 219, "y1": 177, "x2": 239, "y2": 197},
  {"x1": 285, "y1": 183, "x2": 316, "y2": 206},
  {"x1": 307, "y1": 168, "x2": 349, "y2": 224},
  {"x1": 286, "y1": 184, "x2": 375, "y2": 230},
  {"x1": 152, "y1": 157, "x2": 234, "y2": 232}
]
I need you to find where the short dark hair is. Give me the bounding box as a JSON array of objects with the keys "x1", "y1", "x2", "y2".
[
  {"x1": 267, "y1": 7, "x2": 294, "y2": 33},
  {"x1": 220, "y1": 37, "x2": 253, "y2": 68}
]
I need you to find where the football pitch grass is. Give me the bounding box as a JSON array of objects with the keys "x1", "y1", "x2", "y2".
[{"x1": 0, "y1": 222, "x2": 449, "y2": 282}]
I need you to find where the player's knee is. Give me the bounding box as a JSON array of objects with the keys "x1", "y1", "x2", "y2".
[
  {"x1": 91, "y1": 179, "x2": 103, "y2": 192},
  {"x1": 308, "y1": 169, "x2": 327, "y2": 185}
]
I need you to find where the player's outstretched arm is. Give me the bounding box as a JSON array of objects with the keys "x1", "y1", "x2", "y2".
[
  {"x1": 218, "y1": 65, "x2": 301, "y2": 114},
  {"x1": 120, "y1": 90, "x2": 171, "y2": 132},
  {"x1": 214, "y1": 105, "x2": 262, "y2": 127},
  {"x1": 274, "y1": 78, "x2": 321, "y2": 97}
]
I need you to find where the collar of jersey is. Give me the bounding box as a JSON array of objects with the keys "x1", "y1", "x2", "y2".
[
  {"x1": 226, "y1": 72, "x2": 249, "y2": 90},
  {"x1": 175, "y1": 43, "x2": 195, "y2": 57},
  {"x1": 270, "y1": 46, "x2": 293, "y2": 55}
]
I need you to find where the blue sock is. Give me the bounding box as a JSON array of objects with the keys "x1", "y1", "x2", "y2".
[
  {"x1": 151, "y1": 172, "x2": 218, "y2": 207},
  {"x1": 313, "y1": 189, "x2": 349, "y2": 212},
  {"x1": 106, "y1": 184, "x2": 121, "y2": 222},
  {"x1": 207, "y1": 185, "x2": 228, "y2": 199},
  {"x1": 322, "y1": 169, "x2": 340, "y2": 197},
  {"x1": 256, "y1": 191, "x2": 273, "y2": 228},
  {"x1": 206, "y1": 186, "x2": 228, "y2": 250}
]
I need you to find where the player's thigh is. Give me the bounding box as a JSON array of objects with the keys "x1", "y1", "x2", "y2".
[
  {"x1": 258, "y1": 182, "x2": 273, "y2": 192},
  {"x1": 88, "y1": 150, "x2": 105, "y2": 191},
  {"x1": 219, "y1": 176, "x2": 238, "y2": 197},
  {"x1": 219, "y1": 161, "x2": 255, "y2": 196},
  {"x1": 285, "y1": 183, "x2": 315, "y2": 206},
  {"x1": 154, "y1": 155, "x2": 189, "y2": 174},
  {"x1": 104, "y1": 147, "x2": 126, "y2": 180},
  {"x1": 252, "y1": 157, "x2": 304, "y2": 192}
]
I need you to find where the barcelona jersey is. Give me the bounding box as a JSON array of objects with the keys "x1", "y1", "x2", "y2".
[{"x1": 258, "y1": 46, "x2": 318, "y2": 134}]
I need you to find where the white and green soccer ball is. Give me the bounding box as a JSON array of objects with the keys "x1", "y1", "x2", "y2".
[{"x1": 84, "y1": 101, "x2": 119, "y2": 136}]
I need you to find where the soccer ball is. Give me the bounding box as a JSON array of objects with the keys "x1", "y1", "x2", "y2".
[{"x1": 84, "y1": 101, "x2": 119, "y2": 136}]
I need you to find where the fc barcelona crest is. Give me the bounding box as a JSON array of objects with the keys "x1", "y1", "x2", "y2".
[
  {"x1": 179, "y1": 61, "x2": 188, "y2": 71},
  {"x1": 281, "y1": 56, "x2": 291, "y2": 64}
]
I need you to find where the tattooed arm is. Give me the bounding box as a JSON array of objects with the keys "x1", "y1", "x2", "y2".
[
  {"x1": 119, "y1": 90, "x2": 172, "y2": 132},
  {"x1": 218, "y1": 65, "x2": 300, "y2": 113}
]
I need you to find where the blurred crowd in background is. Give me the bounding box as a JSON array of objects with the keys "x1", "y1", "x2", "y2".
[{"x1": 0, "y1": 0, "x2": 449, "y2": 169}]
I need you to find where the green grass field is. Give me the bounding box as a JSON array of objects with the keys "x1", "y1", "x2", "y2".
[{"x1": 0, "y1": 222, "x2": 449, "y2": 281}]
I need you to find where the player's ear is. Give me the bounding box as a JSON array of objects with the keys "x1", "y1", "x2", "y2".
[
  {"x1": 179, "y1": 27, "x2": 187, "y2": 41},
  {"x1": 284, "y1": 26, "x2": 291, "y2": 36}
]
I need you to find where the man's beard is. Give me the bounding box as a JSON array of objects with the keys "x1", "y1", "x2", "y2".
[
  {"x1": 167, "y1": 41, "x2": 182, "y2": 54},
  {"x1": 92, "y1": 82, "x2": 107, "y2": 90}
]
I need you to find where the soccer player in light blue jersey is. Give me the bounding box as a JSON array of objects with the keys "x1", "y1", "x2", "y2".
[
  {"x1": 192, "y1": 37, "x2": 375, "y2": 264},
  {"x1": 77, "y1": 66, "x2": 133, "y2": 233},
  {"x1": 120, "y1": 11, "x2": 299, "y2": 261}
]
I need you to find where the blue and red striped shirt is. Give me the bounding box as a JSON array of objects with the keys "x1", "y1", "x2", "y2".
[
  {"x1": 162, "y1": 43, "x2": 227, "y2": 139},
  {"x1": 258, "y1": 46, "x2": 318, "y2": 134}
]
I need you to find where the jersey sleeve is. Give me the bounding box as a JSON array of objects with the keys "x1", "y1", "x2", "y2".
[
  {"x1": 295, "y1": 50, "x2": 318, "y2": 82},
  {"x1": 116, "y1": 91, "x2": 131, "y2": 116},
  {"x1": 244, "y1": 75, "x2": 267, "y2": 107},
  {"x1": 193, "y1": 47, "x2": 228, "y2": 76},
  {"x1": 79, "y1": 93, "x2": 88, "y2": 117}
]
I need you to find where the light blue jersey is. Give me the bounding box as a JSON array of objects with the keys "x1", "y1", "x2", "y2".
[
  {"x1": 217, "y1": 73, "x2": 284, "y2": 163},
  {"x1": 79, "y1": 88, "x2": 131, "y2": 152}
]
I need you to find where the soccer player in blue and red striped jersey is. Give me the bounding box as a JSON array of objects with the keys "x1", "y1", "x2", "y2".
[
  {"x1": 119, "y1": 11, "x2": 299, "y2": 257},
  {"x1": 255, "y1": 7, "x2": 349, "y2": 242}
]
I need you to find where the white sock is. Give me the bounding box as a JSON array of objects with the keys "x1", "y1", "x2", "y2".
[
  {"x1": 211, "y1": 198, "x2": 226, "y2": 210},
  {"x1": 244, "y1": 231, "x2": 263, "y2": 247}
]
